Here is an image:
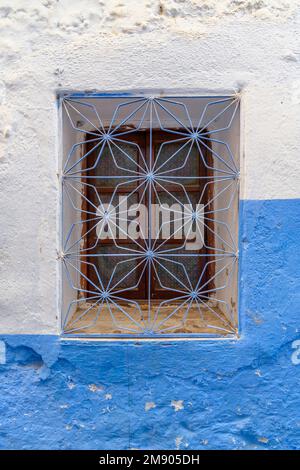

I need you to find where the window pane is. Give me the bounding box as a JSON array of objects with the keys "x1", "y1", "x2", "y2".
[{"x1": 154, "y1": 142, "x2": 200, "y2": 185}]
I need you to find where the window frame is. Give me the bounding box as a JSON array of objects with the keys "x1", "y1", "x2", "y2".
[{"x1": 80, "y1": 127, "x2": 216, "y2": 302}]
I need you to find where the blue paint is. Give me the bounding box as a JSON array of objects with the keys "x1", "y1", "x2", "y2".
[
  {"x1": 65, "y1": 92, "x2": 137, "y2": 99},
  {"x1": 0, "y1": 199, "x2": 300, "y2": 449}
]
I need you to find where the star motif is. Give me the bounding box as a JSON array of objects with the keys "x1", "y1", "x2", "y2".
[{"x1": 61, "y1": 94, "x2": 240, "y2": 336}]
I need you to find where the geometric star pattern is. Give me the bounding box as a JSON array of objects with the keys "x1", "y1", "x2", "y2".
[{"x1": 60, "y1": 93, "x2": 240, "y2": 337}]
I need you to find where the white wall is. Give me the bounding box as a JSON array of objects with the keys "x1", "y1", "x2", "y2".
[{"x1": 0, "y1": 0, "x2": 300, "y2": 333}]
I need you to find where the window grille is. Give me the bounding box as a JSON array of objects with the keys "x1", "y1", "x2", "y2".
[{"x1": 60, "y1": 92, "x2": 240, "y2": 338}]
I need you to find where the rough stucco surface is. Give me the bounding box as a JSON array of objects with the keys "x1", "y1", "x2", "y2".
[{"x1": 0, "y1": 0, "x2": 300, "y2": 450}]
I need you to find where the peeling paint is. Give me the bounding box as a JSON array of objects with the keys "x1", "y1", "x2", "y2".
[
  {"x1": 88, "y1": 384, "x2": 104, "y2": 393},
  {"x1": 171, "y1": 400, "x2": 184, "y2": 412},
  {"x1": 67, "y1": 381, "x2": 76, "y2": 390},
  {"x1": 258, "y1": 436, "x2": 269, "y2": 444},
  {"x1": 175, "y1": 436, "x2": 183, "y2": 450}
]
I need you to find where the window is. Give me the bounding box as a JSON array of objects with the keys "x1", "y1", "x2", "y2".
[{"x1": 60, "y1": 93, "x2": 240, "y2": 337}]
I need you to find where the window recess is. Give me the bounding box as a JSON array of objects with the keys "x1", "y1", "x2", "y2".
[{"x1": 60, "y1": 93, "x2": 240, "y2": 338}]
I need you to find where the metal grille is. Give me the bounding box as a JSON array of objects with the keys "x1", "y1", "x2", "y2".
[{"x1": 59, "y1": 92, "x2": 240, "y2": 338}]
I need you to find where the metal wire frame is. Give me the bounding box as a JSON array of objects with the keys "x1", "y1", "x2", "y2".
[{"x1": 59, "y1": 92, "x2": 240, "y2": 338}]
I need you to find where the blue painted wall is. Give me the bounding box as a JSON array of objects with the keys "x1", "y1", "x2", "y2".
[{"x1": 1, "y1": 199, "x2": 300, "y2": 449}]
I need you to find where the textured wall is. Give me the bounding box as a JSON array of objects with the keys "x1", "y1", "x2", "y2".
[
  {"x1": 1, "y1": 199, "x2": 300, "y2": 449},
  {"x1": 0, "y1": 0, "x2": 300, "y2": 449}
]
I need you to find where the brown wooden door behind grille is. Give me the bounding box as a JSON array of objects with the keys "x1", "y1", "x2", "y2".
[{"x1": 82, "y1": 129, "x2": 214, "y2": 300}]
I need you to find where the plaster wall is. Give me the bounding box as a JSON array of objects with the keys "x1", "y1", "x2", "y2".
[{"x1": 1, "y1": 0, "x2": 300, "y2": 333}]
